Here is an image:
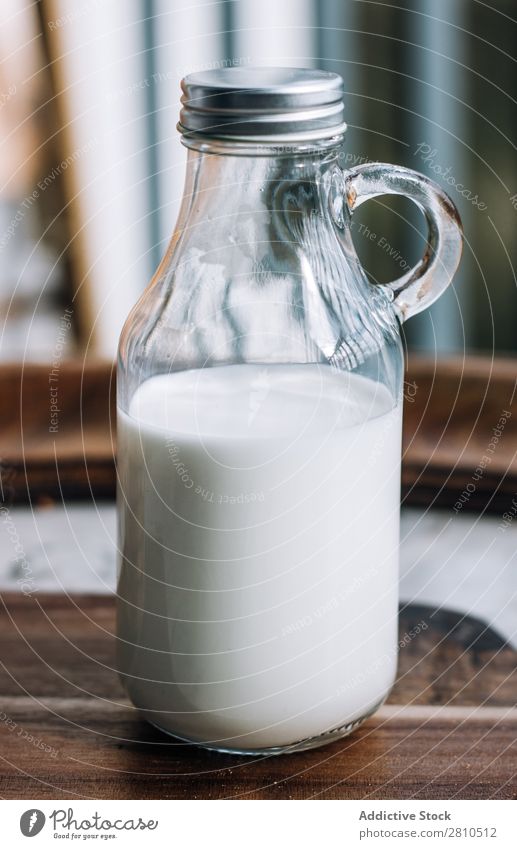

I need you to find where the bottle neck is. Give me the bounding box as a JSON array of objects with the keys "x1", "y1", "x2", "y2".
[
  {"x1": 173, "y1": 137, "x2": 345, "y2": 240},
  {"x1": 144, "y1": 132, "x2": 400, "y2": 378},
  {"x1": 180, "y1": 133, "x2": 345, "y2": 157}
]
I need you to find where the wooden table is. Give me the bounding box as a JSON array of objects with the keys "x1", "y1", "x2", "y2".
[{"x1": 0, "y1": 593, "x2": 516, "y2": 799}]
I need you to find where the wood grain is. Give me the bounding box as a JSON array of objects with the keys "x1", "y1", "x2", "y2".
[
  {"x1": 0, "y1": 593, "x2": 515, "y2": 799},
  {"x1": 0, "y1": 360, "x2": 116, "y2": 502},
  {"x1": 1, "y1": 356, "x2": 517, "y2": 509},
  {"x1": 402, "y1": 356, "x2": 517, "y2": 511}
]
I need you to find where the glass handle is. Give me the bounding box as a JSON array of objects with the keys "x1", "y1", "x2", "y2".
[{"x1": 341, "y1": 163, "x2": 463, "y2": 321}]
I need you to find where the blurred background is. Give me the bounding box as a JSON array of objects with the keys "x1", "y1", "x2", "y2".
[
  {"x1": 2, "y1": 5, "x2": 517, "y2": 796},
  {"x1": 0, "y1": 0, "x2": 514, "y2": 360}
]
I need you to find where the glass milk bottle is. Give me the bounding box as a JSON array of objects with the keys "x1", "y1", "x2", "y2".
[{"x1": 116, "y1": 67, "x2": 462, "y2": 754}]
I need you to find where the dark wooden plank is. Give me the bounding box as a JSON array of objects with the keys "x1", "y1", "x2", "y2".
[
  {"x1": 402, "y1": 355, "x2": 517, "y2": 511},
  {"x1": 2, "y1": 356, "x2": 517, "y2": 508},
  {"x1": 0, "y1": 593, "x2": 515, "y2": 799}
]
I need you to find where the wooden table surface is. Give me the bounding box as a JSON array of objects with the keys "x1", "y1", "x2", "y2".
[{"x1": 0, "y1": 593, "x2": 516, "y2": 800}]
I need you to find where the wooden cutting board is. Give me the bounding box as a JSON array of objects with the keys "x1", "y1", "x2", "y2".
[{"x1": 1, "y1": 356, "x2": 516, "y2": 510}]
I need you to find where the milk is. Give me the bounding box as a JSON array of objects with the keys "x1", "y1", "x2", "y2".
[{"x1": 117, "y1": 364, "x2": 402, "y2": 752}]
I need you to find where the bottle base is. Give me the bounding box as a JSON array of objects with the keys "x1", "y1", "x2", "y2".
[{"x1": 146, "y1": 700, "x2": 383, "y2": 757}]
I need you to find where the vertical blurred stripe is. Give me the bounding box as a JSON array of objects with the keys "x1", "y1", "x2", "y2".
[
  {"x1": 150, "y1": 0, "x2": 223, "y2": 249},
  {"x1": 222, "y1": 0, "x2": 236, "y2": 59},
  {"x1": 142, "y1": 0, "x2": 162, "y2": 272},
  {"x1": 45, "y1": 0, "x2": 151, "y2": 356},
  {"x1": 406, "y1": 0, "x2": 469, "y2": 352},
  {"x1": 315, "y1": 0, "x2": 359, "y2": 108}
]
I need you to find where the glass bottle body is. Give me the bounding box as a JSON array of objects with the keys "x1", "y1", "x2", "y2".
[{"x1": 116, "y1": 137, "x2": 458, "y2": 753}]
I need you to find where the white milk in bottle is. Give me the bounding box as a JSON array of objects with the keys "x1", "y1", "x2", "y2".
[{"x1": 117, "y1": 363, "x2": 402, "y2": 752}]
